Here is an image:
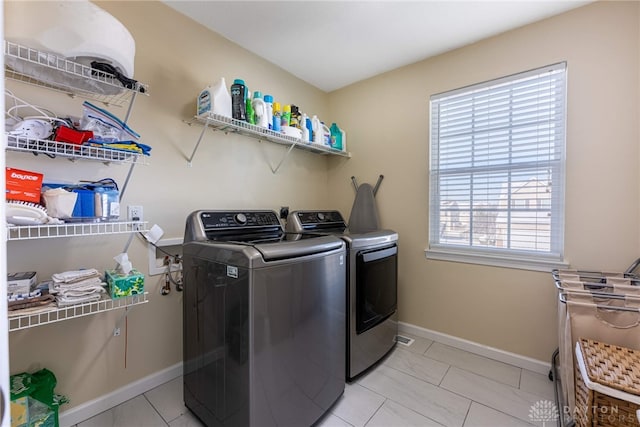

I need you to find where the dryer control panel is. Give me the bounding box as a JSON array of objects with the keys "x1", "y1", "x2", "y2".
[{"x1": 286, "y1": 210, "x2": 346, "y2": 232}]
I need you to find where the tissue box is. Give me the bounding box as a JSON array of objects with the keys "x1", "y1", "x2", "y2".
[{"x1": 105, "y1": 269, "x2": 144, "y2": 299}]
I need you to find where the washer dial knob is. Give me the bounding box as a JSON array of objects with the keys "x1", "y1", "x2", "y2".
[{"x1": 234, "y1": 213, "x2": 247, "y2": 225}]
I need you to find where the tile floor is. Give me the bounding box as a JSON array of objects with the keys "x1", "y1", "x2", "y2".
[{"x1": 75, "y1": 333, "x2": 556, "y2": 427}]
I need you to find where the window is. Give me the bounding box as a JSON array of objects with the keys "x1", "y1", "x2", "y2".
[{"x1": 427, "y1": 63, "x2": 567, "y2": 271}]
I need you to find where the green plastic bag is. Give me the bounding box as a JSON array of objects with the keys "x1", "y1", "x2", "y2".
[{"x1": 9, "y1": 369, "x2": 69, "y2": 427}]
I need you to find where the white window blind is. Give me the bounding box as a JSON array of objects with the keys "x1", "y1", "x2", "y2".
[{"x1": 428, "y1": 63, "x2": 567, "y2": 269}]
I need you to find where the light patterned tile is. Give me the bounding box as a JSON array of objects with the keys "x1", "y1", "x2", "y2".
[
  {"x1": 145, "y1": 377, "x2": 186, "y2": 423},
  {"x1": 425, "y1": 342, "x2": 521, "y2": 387},
  {"x1": 520, "y1": 369, "x2": 555, "y2": 401},
  {"x1": 167, "y1": 410, "x2": 206, "y2": 427},
  {"x1": 317, "y1": 413, "x2": 355, "y2": 427},
  {"x1": 366, "y1": 399, "x2": 444, "y2": 426},
  {"x1": 77, "y1": 395, "x2": 167, "y2": 427},
  {"x1": 359, "y1": 364, "x2": 470, "y2": 427},
  {"x1": 395, "y1": 332, "x2": 433, "y2": 355},
  {"x1": 330, "y1": 383, "x2": 385, "y2": 427},
  {"x1": 463, "y1": 402, "x2": 534, "y2": 427},
  {"x1": 383, "y1": 347, "x2": 449, "y2": 385},
  {"x1": 441, "y1": 367, "x2": 550, "y2": 424}
]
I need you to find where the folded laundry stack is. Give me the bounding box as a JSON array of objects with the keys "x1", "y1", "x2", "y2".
[
  {"x1": 51, "y1": 268, "x2": 107, "y2": 307},
  {"x1": 7, "y1": 288, "x2": 56, "y2": 317}
]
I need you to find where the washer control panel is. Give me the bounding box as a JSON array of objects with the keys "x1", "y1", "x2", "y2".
[{"x1": 200, "y1": 211, "x2": 281, "y2": 230}]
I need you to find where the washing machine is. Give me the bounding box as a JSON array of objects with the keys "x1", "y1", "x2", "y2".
[
  {"x1": 286, "y1": 210, "x2": 398, "y2": 381},
  {"x1": 182, "y1": 210, "x2": 346, "y2": 427}
]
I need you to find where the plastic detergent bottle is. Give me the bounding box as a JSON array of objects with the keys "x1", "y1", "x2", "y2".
[
  {"x1": 245, "y1": 89, "x2": 255, "y2": 124},
  {"x1": 272, "y1": 102, "x2": 282, "y2": 132},
  {"x1": 340, "y1": 128, "x2": 347, "y2": 151},
  {"x1": 305, "y1": 116, "x2": 313, "y2": 143},
  {"x1": 210, "y1": 77, "x2": 231, "y2": 118},
  {"x1": 311, "y1": 115, "x2": 322, "y2": 144},
  {"x1": 282, "y1": 105, "x2": 291, "y2": 127},
  {"x1": 252, "y1": 91, "x2": 268, "y2": 128},
  {"x1": 322, "y1": 122, "x2": 331, "y2": 146},
  {"x1": 231, "y1": 79, "x2": 247, "y2": 121},
  {"x1": 330, "y1": 123, "x2": 343, "y2": 150},
  {"x1": 264, "y1": 95, "x2": 274, "y2": 129},
  {"x1": 300, "y1": 113, "x2": 309, "y2": 142},
  {"x1": 196, "y1": 86, "x2": 211, "y2": 117}
]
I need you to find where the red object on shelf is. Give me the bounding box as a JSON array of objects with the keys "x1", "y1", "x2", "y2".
[
  {"x1": 6, "y1": 167, "x2": 43, "y2": 203},
  {"x1": 54, "y1": 126, "x2": 93, "y2": 145}
]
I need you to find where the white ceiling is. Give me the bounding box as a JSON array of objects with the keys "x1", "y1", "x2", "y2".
[{"x1": 164, "y1": 1, "x2": 592, "y2": 92}]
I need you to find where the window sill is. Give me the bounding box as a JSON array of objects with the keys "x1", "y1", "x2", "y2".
[{"x1": 425, "y1": 247, "x2": 569, "y2": 272}]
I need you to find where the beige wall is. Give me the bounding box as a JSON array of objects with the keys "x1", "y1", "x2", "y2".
[
  {"x1": 5, "y1": 0, "x2": 639, "y2": 414},
  {"x1": 5, "y1": 0, "x2": 336, "y2": 410},
  {"x1": 328, "y1": 0, "x2": 640, "y2": 361}
]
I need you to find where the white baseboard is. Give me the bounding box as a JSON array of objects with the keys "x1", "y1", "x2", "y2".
[
  {"x1": 59, "y1": 362, "x2": 183, "y2": 427},
  {"x1": 398, "y1": 322, "x2": 551, "y2": 376}
]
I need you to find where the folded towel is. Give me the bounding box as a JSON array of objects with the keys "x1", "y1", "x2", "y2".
[
  {"x1": 52, "y1": 268, "x2": 101, "y2": 284},
  {"x1": 8, "y1": 294, "x2": 56, "y2": 311},
  {"x1": 8, "y1": 304, "x2": 57, "y2": 317},
  {"x1": 56, "y1": 293, "x2": 104, "y2": 307},
  {"x1": 58, "y1": 285, "x2": 106, "y2": 298},
  {"x1": 51, "y1": 277, "x2": 104, "y2": 293}
]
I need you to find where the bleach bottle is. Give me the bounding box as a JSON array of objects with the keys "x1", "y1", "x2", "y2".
[
  {"x1": 300, "y1": 113, "x2": 310, "y2": 142},
  {"x1": 311, "y1": 115, "x2": 322, "y2": 144},
  {"x1": 197, "y1": 77, "x2": 232, "y2": 118}
]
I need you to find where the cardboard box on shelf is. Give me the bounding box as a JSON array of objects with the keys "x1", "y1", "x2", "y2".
[
  {"x1": 6, "y1": 168, "x2": 43, "y2": 203},
  {"x1": 7, "y1": 271, "x2": 37, "y2": 295}
]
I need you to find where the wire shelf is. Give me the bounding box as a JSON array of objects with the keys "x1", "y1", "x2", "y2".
[
  {"x1": 4, "y1": 41, "x2": 149, "y2": 107},
  {"x1": 9, "y1": 292, "x2": 149, "y2": 331},
  {"x1": 193, "y1": 113, "x2": 351, "y2": 158},
  {"x1": 6, "y1": 135, "x2": 149, "y2": 165},
  {"x1": 7, "y1": 221, "x2": 148, "y2": 241}
]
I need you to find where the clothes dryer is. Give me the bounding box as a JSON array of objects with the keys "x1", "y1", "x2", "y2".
[{"x1": 286, "y1": 210, "x2": 398, "y2": 381}]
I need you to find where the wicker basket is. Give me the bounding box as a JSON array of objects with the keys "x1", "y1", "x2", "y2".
[{"x1": 575, "y1": 338, "x2": 640, "y2": 427}]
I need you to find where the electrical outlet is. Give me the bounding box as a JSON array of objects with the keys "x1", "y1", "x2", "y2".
[
  {"x1": 128, "y1": 205, "x2": 143, "y2": 222},
  {"x1": 114, "y1": 327, "x2": 121, "y2": 337}
]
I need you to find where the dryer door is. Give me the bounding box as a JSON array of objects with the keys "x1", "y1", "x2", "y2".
[{"x1": 355, "y1": 245, "x2": 398, "y2": 334}]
